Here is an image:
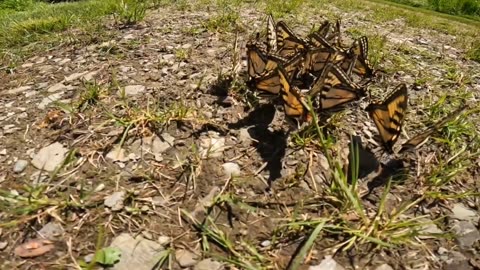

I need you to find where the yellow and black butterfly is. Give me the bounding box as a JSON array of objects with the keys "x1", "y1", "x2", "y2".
[
  {"x1": 308, "y1": 63, "x2": 366, "y2": 110},
  {"x1": 276, "y1": 21, "x2": 308, "y2": 58},
  {"x1": 266, "y1": 14, "x2": 277, "y2": 53},
  {"x1": 344, "y1": 36, "x2": 375, "y2": 78},
  {"x1": 365, "y1": 84, "x2": 408, "y2": 152},
  {"x1": 310, "y1": 19, "x2": 342, "y2": 47},
  {"x1": 308, "y1": 32, "x2": 336, "y2": 50},
  {"x1": 399, "y1": 106, "x2": 467, "y2": 153},
  {"x1": 325, "y1": 19, "x2": 342, "y2": 47},
  {"x1": 247, "y1": 43, "x2": 279, "y2": 79},
  {"x1": 247, "y1": 44, "x2": 304, "y2": 94},
  {"x1": 300, "y1": 46, "x2": 337, "y2": 75},
  {"x1": 278, "y1": 65, "x2": 309, "y2": 119},
  {"x1": 315, "y1": 20, "x2": 331, "y2": 38}
]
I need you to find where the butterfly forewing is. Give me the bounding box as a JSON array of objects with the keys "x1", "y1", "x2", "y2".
[
  {"x1": 366, "y1": 84, "x2": 408, "y2": 151},
  {"x1": 316, "y1": 21, "x2": 331, "y2": 37},
  {"x1": 266, "y1": 14, "x2": 277, "y2": 53},
  {"x1": 276, "y1": 21, "x2": 308, "y2": 58},
  {"x1": 247, "y1": 44, "x2": 270, "y2": 78},
  {"x1": 349, "y1": 37, "x2": 375, "y2": 77},
  {"x1": 308, "y1": 63, "x2": 366, "y2": 110},
  {"x1": 399, "y1": 106, "x2": 467, "y2": 153}
]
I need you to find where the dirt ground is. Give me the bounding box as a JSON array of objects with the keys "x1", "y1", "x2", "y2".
[{"x1": 0, "y1": 2, "x2": 479, "y2": 269}]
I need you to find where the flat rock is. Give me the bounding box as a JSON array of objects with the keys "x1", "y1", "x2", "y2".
[
  {"x1": 451, "y1": 203, "x2": 478, "y2": 221},
  {"x1": 130, "y1": 134, "x2": 174, "y2": 159},
  {"x1": 451, "y1": 220, "x2": 480, "y2": 249},
  {"x1": 38, "y1": 222, "x2": 64, "y2": 240},
  {"x1": 419, "y1": 220, "x2": 443, "y2": 239},
  {"x1": 175, "y1": 249, "x2": 198, "y2": 267},
  {"x1": 37, "y1": 92, "x2": 64, "y2": 109},
  {"x1": 31, "y1": 142, "x2": 68, "y2": 172},
  {"x1": 65, "y1": 71, "x2": 88, "y2": 82},
  {"x1": 443, "y1": 251, "x2": 471, "y2": 270},
  {"x1": 237, "y1": 128, "x2": 253, "y2": 145},
  {"x1": 194, "y1": 258, "x2": 223, "y2": 270},
  {"x1": 162, "y1": 54, "x2": 175, "y2": 61},
  {"x1": 124, "y1": 85, "x2": 146, "y2": 96},
  {"x1": 13, "y1": 160, "x2": 28, "y2": 173},
  {"x1": 7, "y1": 86, "x2": 32, "y2": 95},
  {"x1": 104, "y1": 191, "x2": 126, "y2": 211},
  {"x1": 106, "y1": 146, "x2": 129, "y2": 162},
  {"x1": 47, "y1": 83, "x2": 67, "y2": 93},
  {"x1": 82, "y1": 70, "x2": 99, "y2": 81},
  {"x1": 157, "y1": 236, "x2": 171, "y2": 246},
  {"x1": 109, "y1": 233, "x2": 165, "y2": 270},
  {"x1": 58, "y1": 58, "x2": 71, "y2": 65}
]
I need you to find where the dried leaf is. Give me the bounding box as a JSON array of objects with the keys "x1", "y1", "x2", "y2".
[{"x1": 14, "y1": 239, "x2": 55, "y2": 258}]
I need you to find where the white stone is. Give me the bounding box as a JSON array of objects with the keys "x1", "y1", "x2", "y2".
[
  {"x1": 124, "y1": 85, "x2": 146, "y2": 96},
  {"x1": 222, "y1": 162, "x2": 241, "y2": 177},
  {"x1": 109, "y1": 233, "x2": 165, "y2": 270},
  {"x1": 31, "y1": 142, "x2": 68, "y2": 172}
]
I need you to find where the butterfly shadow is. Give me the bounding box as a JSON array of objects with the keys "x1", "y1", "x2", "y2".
[
  {"x1": 347, "y1": 136, "x2": 408, "y2": 197},
  {"x1": 228, "y1": 103, "x2": 288, "y2": 189},
  {"x1": 207, "y1": 74, "x2": 288, "y2": 188}
]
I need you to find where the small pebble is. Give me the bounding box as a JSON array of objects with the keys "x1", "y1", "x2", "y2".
[{"x1": 13, "y1": 160, "x2": 28, "y2": 173}]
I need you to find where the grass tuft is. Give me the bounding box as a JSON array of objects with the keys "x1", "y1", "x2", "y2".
[{"x1": 113, "y1": 0, "x2": 148, "y2": 26}]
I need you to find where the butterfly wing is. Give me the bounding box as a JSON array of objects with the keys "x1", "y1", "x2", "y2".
[
  {"x1": 281, "y1": 52, "x2": 304, "y2": 80},
  {"x1": 278, "y1": 66, "x2": 307, "y2": 117},
  {"x1": 349, "y1": 37, "x2": 375, "y2": 77},
  {"x1": 316, "y1": 20, "x2": 331, "y2": 38},
  {"x1": 266, "y1": 14, "x2": 277, "y2": 53},
  {"x1": 254, "y1": 69, "x2": 283, "y2": 94},
  {"x1": 301, "y1": 47, "x2": 336, "y2": 75},
  {"x1": 308, "y1": 32, "x2": 332, "y2": 49},
  {"x1": 366, "y1": 84, "x2": 408, "y2": 152},
  {"x1": 309, "y1": 63, "x2": 366, "y2": 110},
  {"x1": 247, "y1": 44, "x2": 270, "y2": 78},
  {"x1": 276, "y1": 21, "x2": 308, "y2": 58},
  {"x1": 399, "y1": 106, "x2": 467, "y2": 153}
]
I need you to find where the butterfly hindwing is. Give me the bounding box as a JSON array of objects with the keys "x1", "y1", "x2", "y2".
[
  {"x1": 301, "y1": 47, "x2": 336, "y2": 75},
  {"x1": 308, "y1": 63, "x2": 366, "y2": 110},
  {"x1": 254, "y1": 69, "x2": 282, "y2": 94},
  {"x1": 366, "y1": 84, "x2": 408, "y2": 152},
  {"x1": 278, "y1": 66, "x2": 307, "y2": 118}
]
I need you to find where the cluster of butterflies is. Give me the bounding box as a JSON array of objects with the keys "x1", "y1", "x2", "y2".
[
  {"x1": 247, "y1": 15, "x2": 374, "y2": 119},
  {"x1": 246, "y1": 15, "x2": 467, "y2": 154}
]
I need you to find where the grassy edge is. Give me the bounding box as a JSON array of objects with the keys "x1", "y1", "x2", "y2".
[{"x1": 367, "y1": 0, "x2": 480, "y2": 27}]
